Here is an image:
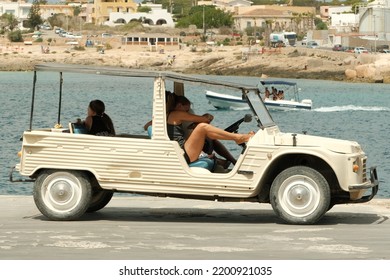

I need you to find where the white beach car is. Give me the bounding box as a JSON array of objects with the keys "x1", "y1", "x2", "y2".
[{"x1": 10, "y1": 63, "x2": 379, "y2": 224}]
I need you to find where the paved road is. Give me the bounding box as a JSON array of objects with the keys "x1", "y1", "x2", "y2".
[{"x1": 0, "y1": 195, "x2": 389, "y2": 260}]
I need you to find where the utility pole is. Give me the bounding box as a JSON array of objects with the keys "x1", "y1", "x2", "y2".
[
  {"x1": 373, "y1": 14, "x2": 376, "y2": 53},
  {"x1": 203, "y1": 5, "x2": 206, "y2": 36}
]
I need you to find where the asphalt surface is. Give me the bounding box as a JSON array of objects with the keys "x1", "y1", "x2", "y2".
[{"x1": 0, "y1": 195, "x2": 389, "y2": 260}]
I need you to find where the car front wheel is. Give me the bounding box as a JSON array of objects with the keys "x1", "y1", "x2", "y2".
[
  {"x1": 270, "y1": 166, "x2": 330, "y2": 225},
  {"x1": 33, "y1": 170, "x2": 92, "y2": 221}
]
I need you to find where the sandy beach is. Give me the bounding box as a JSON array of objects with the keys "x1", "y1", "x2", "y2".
[{"x1": 1, "y1": 36, "x2": 390, "y2": 83}]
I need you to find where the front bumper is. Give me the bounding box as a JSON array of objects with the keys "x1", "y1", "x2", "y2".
[
  {"x1": 9, "y1": 165, "x2": 35, "y2": 183},
  {"x1": 348, "y1": 166, "x2": 379, "y2": 203}
]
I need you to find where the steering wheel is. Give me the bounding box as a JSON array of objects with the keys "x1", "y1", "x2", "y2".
[
  {"x1": 224, "y1": 114, "x2": 252, "y2": 133},
  {"x1": 224, "y1": 114, "x2": 253, "y2": 151}
]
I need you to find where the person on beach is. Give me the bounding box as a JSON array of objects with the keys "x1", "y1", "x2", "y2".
[
  {"x1": 83, "y1": 99, "x2": 115, "y2": 136},
  {"x1": 167, "y1": 95, "x2": 254, "y2": 164}
]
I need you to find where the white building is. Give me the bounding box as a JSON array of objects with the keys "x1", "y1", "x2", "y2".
[
  {"x1": 105, "y1": 3, "x2": 174, "y2": 28},
  {"x1": 329, "y1": 8, "x2": 359, "y2": 33},
  {"x1": 359, "y1": 0, "x2": 390, "y2": 41},
  {"x1": 0, "y1": 0, "x2": 31, "y2": 30}
]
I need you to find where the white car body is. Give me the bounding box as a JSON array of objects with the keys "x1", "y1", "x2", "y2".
[
  {"x1": 354, "y1": 47, "x2": 368, "y2": 54},
  {"x1": 10, "y1": 64, "x2": 379, "y2": 225},
  {"x1": 306, "y1": 41, "x2": 319, "y2": 48}
]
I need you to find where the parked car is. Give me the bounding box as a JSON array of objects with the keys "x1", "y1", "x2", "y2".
[
  {"x1": 32, "y1": 31, "x2": 42, "y2": 39},
  {"x1": 382, "y1": 49, "x2": 390, "y2": 54},
  {"x1": 101, "y1": 33, "x2": 113, "y2": 38},
  {"x1": 377, "y1": 45, "x2": 389, "y2": 53},
  {"x1": 306, "y1": 41, "x2": 318, "y2": 48},
  {"x1": 301, "y1": 36, "x2": 307, "y2": 45},
  {"x1": 58, "y1": 30, "x2": 67, "y2": 37},
  {"x1": 10, "y1": 63, "x2": 379, "y2": 225},
  {"x1": 354, "y1": 47, "x2": 368, "y2": 54},
  {"x1": 39, "y1": 24, "x2": 51, "y2": 30},
  {"x1": 332, "y1": 44, "x2": 343, "y2": 51},
  {"x1": 344, "y1": 47, "x2": 355, "y2": 53},
  {"x1": 68, "y1": 33, "x2": 82, "y2": 39}
]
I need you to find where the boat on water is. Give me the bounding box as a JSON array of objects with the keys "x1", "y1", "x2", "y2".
[{"x1": 206, "y1": 80, "x2": 312, "y2": 110}]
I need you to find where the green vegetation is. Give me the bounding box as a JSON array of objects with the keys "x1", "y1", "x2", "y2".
[
  {"x1": 0, "y1": 13, "x2": 19, "y2": 33},
  {"x1": 137, "y1": 6, "x2": 152, "y2": 13},
  {"x1": 74, "y1": 45, "x2": 85, "y2": 51},
  {"x1": 47, "y1": 14, "x2": 65, "y2": 29},
  {"x1": 26, "y1": 0, "x2": 43, "y2": 30},
  {"x1": 176, "y1": 6, "x2": 233, "y2": 29},
  {"x1": 7, "y1": 30, "x2": 23, "y2": 42},
  {"x1": 315, "y1": 18, "x2": 328, "y2": 30}
]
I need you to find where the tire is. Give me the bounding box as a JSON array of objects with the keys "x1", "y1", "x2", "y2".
[
  {"x1": 270, "y1": 166, "x2": 331, "y2": 225},
  {"x1": 33, "y1": 170, "x2": 92, "y2": 221},
  {"x1": 87, "y1": 190, "x2": 113, "y2": 213}
]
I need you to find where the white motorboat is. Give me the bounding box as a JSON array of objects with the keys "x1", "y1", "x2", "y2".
[{"x1": 206, "y1": 80, "x2": 312, "y2": 110}]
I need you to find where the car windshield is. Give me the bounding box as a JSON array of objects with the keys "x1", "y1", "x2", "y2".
[{"x1": 245, "y1": 90, "x2": 275, "y2": 128}]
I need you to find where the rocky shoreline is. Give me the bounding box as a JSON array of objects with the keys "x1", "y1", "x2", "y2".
[{"x1": 1, "y1": 41, "x2": 390, "y2": 83}]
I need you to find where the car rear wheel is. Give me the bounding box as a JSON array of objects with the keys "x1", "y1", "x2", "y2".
[
  {"x1": 270, "y1": 166, "x2": 330, "y2": 225},
  {"x1": 33, "y1": 170, "x2": 92, "y2": 221}
]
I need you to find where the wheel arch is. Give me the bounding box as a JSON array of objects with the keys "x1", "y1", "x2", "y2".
[
  {"x1": 256, "y1": 153, "x2": 341, "y2": 203},
  {"x1": 32, "y1": 168, "x2": 101, "y2": 190}
]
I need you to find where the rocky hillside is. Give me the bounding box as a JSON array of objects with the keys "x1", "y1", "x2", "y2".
[{"x1": 1, "y1": 39, "x2": 390, "y2": 83}]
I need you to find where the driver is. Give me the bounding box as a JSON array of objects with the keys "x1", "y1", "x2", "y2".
[
  {"x1": 183, "y1": 106, "x2": 237, "y2": 168},
  {"x1": 167, "y1": 95, "x2": 254, "y2": 164}
]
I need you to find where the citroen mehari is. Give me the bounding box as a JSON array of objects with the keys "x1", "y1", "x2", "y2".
[{"x1": 10, "y1": 63, "x2": 379, "y2": 224}]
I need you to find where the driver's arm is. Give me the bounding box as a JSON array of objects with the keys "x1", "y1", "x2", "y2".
[{"x1": 176, "y1": 111, "x2": 213, "y2": 124}]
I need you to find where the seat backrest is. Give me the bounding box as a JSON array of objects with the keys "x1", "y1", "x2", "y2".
[
  {"x1": 69, "y1": 122, "x2": 88, "y2": 134},
  {"x1": 147, "y1": 125, "x2": 153, "y2": 138}
]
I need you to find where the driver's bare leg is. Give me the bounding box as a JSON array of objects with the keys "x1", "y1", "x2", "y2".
[{"x1": 184, "y1": 123, "x2": 253, "y2": 163}]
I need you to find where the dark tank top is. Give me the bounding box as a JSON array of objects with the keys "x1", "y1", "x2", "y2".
[
  {"x1": 90, "y1": 115, "x2": 110, "y2": 136},
  {"x1": 167, "y1": 123, "x2": 185, "y2": 148}
]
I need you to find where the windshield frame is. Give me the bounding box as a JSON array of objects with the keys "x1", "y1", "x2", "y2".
[{"x1": 243, "y1": 89, "x2": 276, "y2": 129}]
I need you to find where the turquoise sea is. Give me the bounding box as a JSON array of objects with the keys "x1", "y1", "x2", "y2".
[{"x1": 1, "y1": 71, "x2": 389, "y2": 197}]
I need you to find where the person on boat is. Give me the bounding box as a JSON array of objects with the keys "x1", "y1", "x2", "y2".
[
  {"x1": 264, "y1": 87, "x2": 271, "y2": 99},
  {"x1": 83, "y1": 99, "x2": 115, "y2": 136},
  {"x1": 271, "y1": 87, "x2": 278, "y2": 100},
  {"x1": 274, "y1": 90, "x2": 282, "y2": 100},
  {"x1": 278, "y1": 90, "x2": 285, "y2": 100},
  {"x1": 167, "y1": 95, "x2": 254, "y2": 164}
]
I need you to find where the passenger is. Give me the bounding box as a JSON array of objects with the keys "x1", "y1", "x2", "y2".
[
  {"x1": 272, "y1": 87, "x2": 278, "y2": 100},
  {"x1": 83, "y1": 99, "x2": 115, "y2": 136},
  {"x1": 167, "y1": 95, "x2": 254, "y2": 164},
  {"x1": 278, "y1": 90, "x2": 285, "y2": 100},
  {"x1": 264, "y1": 87, "x2": 271, "y2": 99}
]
